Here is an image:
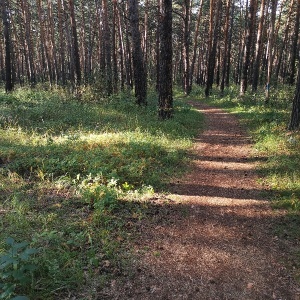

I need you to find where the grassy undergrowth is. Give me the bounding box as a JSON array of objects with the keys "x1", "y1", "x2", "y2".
[
  {"x1": 190, "y1": 84, "x2": 300, "y2": 281},
  {"x1": 0, "y1": 87, "x2": 203, "y2": 299}
]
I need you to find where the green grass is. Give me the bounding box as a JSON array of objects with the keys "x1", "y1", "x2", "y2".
[
  {"x1": 0, "y1": 87, "x2": 204, "y2": 299},
  {"x1": 189, "y1": 83, "x2": 300, "y2": 282}
]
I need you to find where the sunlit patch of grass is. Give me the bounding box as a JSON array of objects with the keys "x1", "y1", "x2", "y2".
[
  {"x1": 0, "y1": 86, "x2": 204, "y2": 298},
  {"x1": 0, "y1": 87, "x2": 202, "y2": 187}
]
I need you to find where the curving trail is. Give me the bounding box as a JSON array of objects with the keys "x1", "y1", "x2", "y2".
[{"x1": 100, "y1": 102, "x2": 299, "y2": 300}]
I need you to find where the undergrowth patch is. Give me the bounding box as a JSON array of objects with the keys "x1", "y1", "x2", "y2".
[{"x1": 0, "y1": 87, "x2": 203, "y2": 299}]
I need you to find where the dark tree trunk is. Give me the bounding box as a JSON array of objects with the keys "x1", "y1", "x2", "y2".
[
  {"x1": 289, "y1": 0, "x2": 300, "y2": 85},
  {"x1": 225, "y1": 0, "x2": 235, "y2": 87},
  {"x1": 124, "y1": 6, "x2": 133, "y2": 89},
  {"x1": 190, "y1": 0, "x2": 203, "y2": 90},
  {"x1": 2, "y1": 0, "x2": 13, "y2": 92},
  {"x1": 158, "y1": 0, "x2": 173, "y2": 120},
  {"x1": 37, "y1": 0, "x2": 52, "y2": 85},
  {"x1": 69, "y1": 0, "x2": 81, "y2": 87},
  {"x1": 128, "y1": 0, "x2": 147, "y2": 105},
  {"x1": 47, "y1": 0, "x2": 58, "y2": 84},
  {"x1": 116, "y1": 2, "x2": 125, "y2": 90},
  {"x1": 182, "y1": 0, "x2": 191, "y2": 95},
  {"x1": 265, "y1": 0, "x2": 278, "y2": 103},
  {"x1": 274, "y1": 0, "x2": 294, "y2": 84},
  {"x1": 220, "y1": 0, "x2": 231, "y2": 95},
  {"x1": 240, "y1": 0, "x2": 257, "y2": 96},
  {"x1": 205, "y1": 0, "x2": 222, "y2": 97},
  {"x1": 288, "y1": 51, "x2": 300, "y2": 130},
  {"x1": 112, "y1": 0, "x2": 118, "y2": 92},
  {"x1": 252, "y1": 0, "x2": 266, "y2": 92},
  {"x1": 156, "y1": 0, "x2": 161, "y2": 91},
  {"x1": 102, "y1": 0, "x2": 113, "y2": 95},
  {"x1": 57, "y1": 0, "x2": 66, "y2": 85},
  {"x1": 205, "y1": 0, "x2": 215, "y2": 97},
  {"x1": 20, "y1": 0, "x2": 36, "y2": 86}
]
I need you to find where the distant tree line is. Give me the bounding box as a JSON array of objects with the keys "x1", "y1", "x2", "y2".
[{"x1": 0, "y1": 0, "x2": 299, "y2": 121}]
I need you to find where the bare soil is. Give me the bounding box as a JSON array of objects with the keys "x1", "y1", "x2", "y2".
[{"x1": 99, "y1": 102, "x2": 300, "y2": 300}]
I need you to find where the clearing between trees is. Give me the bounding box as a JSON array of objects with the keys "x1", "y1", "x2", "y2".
[{"x1": 98, "y1": 102, "x2": 300, "y2": 300}]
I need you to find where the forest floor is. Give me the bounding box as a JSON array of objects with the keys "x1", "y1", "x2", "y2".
[{"x1": 98, "y1": 102, "x2": 300, "y2": 300}]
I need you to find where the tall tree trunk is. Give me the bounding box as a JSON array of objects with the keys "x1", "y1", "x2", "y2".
[
  {"x1": 123, "y1": 1, "x2": 133, "y2": 89},
  {"x1": 288, "y1": 50, "x2": 300, "y2": 130},
  {"x1": 2, "y1": 0, "x2": 13, "y2": 92},
  {"x1": 289, "y1": 0, "x2": 300, "y2": 85},
  {"x1": 159, "y1": 0, "x2": 173, "y2": 119},
  {"x1": 205, "y1": 0, "x2": 222, "y2": 97},
  {"x1": 225, "y1": 0, "x2": 235, "y2": 87},
  {"x1": 274, "y1": 0, "x2": 294, "y2": 84},
  {"x1": 69, "y1": 0, "x2": 81, "y2": 87},
  {"x1": 57, "y1": 0, "x2": 66, "y2": 85},
  {"x1": 220, "y1": 0, "x2": 231, "y2": 95},
  {"x1": 37, "y1": 0, "x2": 52, "y2": 85},
  {"x1": 204, "y1": 0, "x2": 215, "y2": 97},
  {"x1": 112, "y1": 0, "x2": 118, "y2": 92},
  {"x1": 252, "y1": 0, "x2": 266, "y2": 92},
  {"x1": 190, "y1": 0, "x2": 203, "y2": 90},
  {"x1": 20, "y1": 0, "x2": 36, "y2": 86},
  {"x1": 182, "y1": 0, "x2": 192, "y2": 95},
  {"x1": 128, "y1": 0, "x2": 147, "y2": 105},
  {"x1": 116, "y1": 2, "x2": 125, "y2": 90},
  {"x1": 156, "y1": 0, "x2": 161, "y2": 91},
  {"x1": 47, "y1": 0, "x2": 58, "y2": 84},
  {"x1": 102, "y1": 0, "x2": 113, "y2": 95},
  {"x1": 143, "y1": 0, "x2": 149, "y2": 71},
  {"x1": 0, "y1": 23, "x2": 5, "y2": 81},
  {"x1": 240, "y1": 0, "x2": 257, "y2": 96},
  {"x1": 265, "y1": 0, "x2": 278, "y2": 103},
  {"x1": 79, "y1": 1, "x2": 86, "y2": 82}
]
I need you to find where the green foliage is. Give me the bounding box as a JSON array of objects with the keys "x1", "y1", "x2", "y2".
[
  {"x1": 0, "y1": 238, "x2": 37, "y2": 300},
  {"x1": 0, "y1": 87, "x2": 202, "y2": 188},
  {"x1": 80, "y1": 175, "x2": 120, "y2": 212},
  {"x1": 0, "y1": 86, "x2": 204, "y2": 298}
]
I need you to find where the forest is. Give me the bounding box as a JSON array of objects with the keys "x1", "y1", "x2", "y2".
[
  {"x1": 1, "y1": 0, "x2": 300, "y2": 118},
  {"x1": 0, "y1": 0, "x2": 300, "y2": 299}
]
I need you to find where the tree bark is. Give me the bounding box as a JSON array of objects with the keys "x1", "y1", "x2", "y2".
[
  {"x1": 220, "y1": 0, "x2": 231, "y2": 95},
  {"x1": 265, "y1": 0, "x2": 278, "y2": 103},
  {"x1": 69, "y1": 0, "x2": 81, "y2": 87},
  {"x1": 102, "y1": 0, "x2": 113, "y2": 95},
  {"x1": 116, "y1": 2, "x2": 125, "y2": 90},
  {"x1": 252, "y1": 0, "x2": 266, "y2": 92},
  {"x1": 240, "y1": 0, "x2": 257, "y2": 96},
  {"x1": 158, "y1": 0, "x2": 173, "y2": 120},
  {"x1": 2, "y1": 0, "x2": 13, "y2": 92},
  {"x1": 190, "y1": 0, "x2": 203, "y2": 90},
  {"x1": 288, "y1": 50, "x2": 300, "y2": 130},
  {"x1": 289, "y1": 0, "x2": 300, "y2": 85},
  {"x1": 205, "y1": 0, "x2": 222, "y2": 97},
  {"x1": 47, "y1": 0, "x2": 58, "y2": 84},
  {"x1": 182, "y1": 0, "x2": 192, "y2": 95},
  {"x1": 20, "y1": 0, "x2": 36, "y2": 86},
  {"x1": 112, "y1": 0, "x2": 118, "y2": 92},
  {"x1": 128, "y1": 0, "x2": 147, "y2": 105},
  {"x1": 57, "y1": 0, "x2": 66, "y2": 85},
  {"x1": 37, "y1": 0, "x2": 52, "y2": 84}
]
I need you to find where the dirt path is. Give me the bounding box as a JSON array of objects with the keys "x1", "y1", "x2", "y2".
[{"x1": 100, "y1": 102, "x2": 299, "y2": 299}]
